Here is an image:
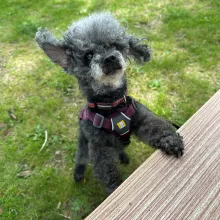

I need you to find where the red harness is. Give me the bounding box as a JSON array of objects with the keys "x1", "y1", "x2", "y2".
[{"x1": 80, "y1": 96, "x2": 136, "y2": 145}]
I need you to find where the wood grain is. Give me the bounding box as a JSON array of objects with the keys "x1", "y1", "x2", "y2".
[{"x1": 86, "y1": 90, "x2": 220, "y2": 220}]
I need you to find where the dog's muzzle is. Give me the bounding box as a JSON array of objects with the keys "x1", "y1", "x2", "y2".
[{"x1": 103, "y1": 55, "x2": 122, "y2": 75}]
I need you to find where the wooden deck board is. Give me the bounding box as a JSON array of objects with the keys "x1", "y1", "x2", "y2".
[{"x1": 86, "y1": 90, "x2": 220, "y2": 220}]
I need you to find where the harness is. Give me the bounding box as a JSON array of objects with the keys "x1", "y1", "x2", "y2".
[{"x1": 80, "y1": 96, "x2": 136, "y2": 145}]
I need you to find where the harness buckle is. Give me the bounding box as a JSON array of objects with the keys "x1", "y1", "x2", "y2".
[{"x1": 93, "y1": 113, "x2": 104, "y2": 128}]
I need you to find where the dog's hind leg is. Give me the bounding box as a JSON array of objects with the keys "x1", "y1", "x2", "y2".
[
  {"x1": 89, "y1": 143, "x2": 122, "y2": 194},
  {"x1": 74, "y1": 131, "x2": 89, "y2": 182}
]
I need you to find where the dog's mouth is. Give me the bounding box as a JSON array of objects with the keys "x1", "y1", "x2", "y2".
[
  {"x1": 103, "y1": 63, "x2": 122, "y2": 75},
  {"x1": 102, "y1": 55, "x2": 123, "y2": 75}
]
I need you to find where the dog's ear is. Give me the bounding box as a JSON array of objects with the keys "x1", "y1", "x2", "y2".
[
  {"x1": 36, "y1": 28, "x2": 71, "y2": 69},
  {"x1": 128, "y1": 36, "x2": 152, "y2": 63}
]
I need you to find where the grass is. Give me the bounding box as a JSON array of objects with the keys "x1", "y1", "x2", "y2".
[{"x1": 0, "y1": 0, "x2": 219, "y2": 219}]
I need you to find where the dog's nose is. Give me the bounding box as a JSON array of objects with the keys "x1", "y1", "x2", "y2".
[
  {"x1": 104, "y1": 55, "x2": 117, "y2": 65},
  {"x1": 103, "y1": 55, "x2": 122, "y2": 73}
]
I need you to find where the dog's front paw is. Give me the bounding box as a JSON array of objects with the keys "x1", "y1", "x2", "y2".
[{"x1": 156, "y1": 133, "x2": 184, "y2": 158}]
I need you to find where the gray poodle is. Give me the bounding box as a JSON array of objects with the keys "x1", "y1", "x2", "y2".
[{"x1": 36, "y1": 12, "x2": 184, "y2": 193}]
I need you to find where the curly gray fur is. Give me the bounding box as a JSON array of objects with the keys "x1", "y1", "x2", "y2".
[{"x1": 36, "y1": 12, "x2": 184, "y2": 194}]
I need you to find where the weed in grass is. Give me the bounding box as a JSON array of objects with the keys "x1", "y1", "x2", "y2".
[{"x1": 147, "y1": 80, "x2": 161, "y2": 89}]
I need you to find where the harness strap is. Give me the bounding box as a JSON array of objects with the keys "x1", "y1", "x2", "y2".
[
  {"x1": 80, "y1": 109, "x2": 112, "y2": 130},
  {"x1": 88, "y1": 96, "x2": 127, "y2": 110}
]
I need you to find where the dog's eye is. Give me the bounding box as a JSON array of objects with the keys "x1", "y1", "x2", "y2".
[{"x1": 86, "y1": 53, "x2": 93, "y2": 62}]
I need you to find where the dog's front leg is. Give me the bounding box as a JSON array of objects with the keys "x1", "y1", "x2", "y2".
[
  {"x1": 133, "y1": 101, "x2": 184, "y2": 157},
  {"x1": 89, "y1": 143, "x2": 122, "y2": 194}
]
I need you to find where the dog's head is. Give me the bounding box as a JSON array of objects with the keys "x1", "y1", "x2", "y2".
[{"x1": 36, "y1": 12, "x2": 152, "y2": 94}]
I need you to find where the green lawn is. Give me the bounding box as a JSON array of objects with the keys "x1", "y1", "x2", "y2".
[{"x1": 0, "y1": 0, "x2": 219, "y2": 219}]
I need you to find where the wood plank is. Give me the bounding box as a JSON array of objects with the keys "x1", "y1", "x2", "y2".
[{"x1": 86, "y1": 90, "x2": 220, "y2": 220}]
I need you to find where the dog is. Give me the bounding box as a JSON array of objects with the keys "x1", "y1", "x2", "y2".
[{"x1": 36, "y1": 12, "x2": 184, "y2": 193}]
